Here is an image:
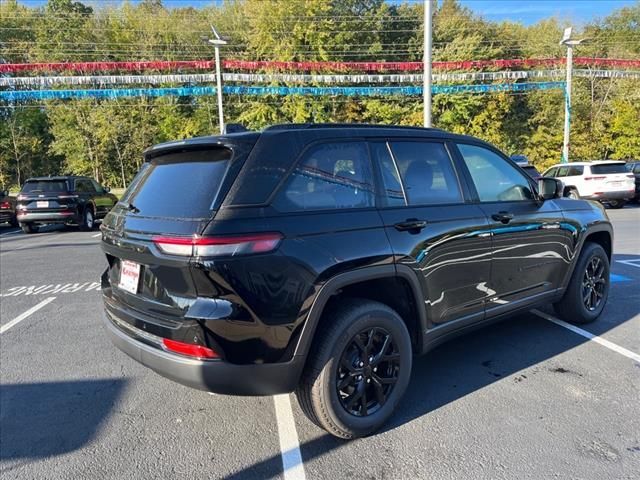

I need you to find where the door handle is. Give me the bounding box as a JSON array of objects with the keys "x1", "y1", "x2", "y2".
[
  {"x1": 394, "y1": 219, "x2": 427, "y2": 232},
  {"x1": 491, "y1": 212, "x2": 514, "y2": 224}
]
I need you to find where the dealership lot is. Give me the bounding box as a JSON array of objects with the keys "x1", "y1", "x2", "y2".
[{"x1": 1, "y1": 207, "x2": 638, "y2": 479}]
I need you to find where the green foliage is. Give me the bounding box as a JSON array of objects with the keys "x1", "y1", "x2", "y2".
[{"x1": 0, "y1": 0, "x2": 638, "y2": 189}]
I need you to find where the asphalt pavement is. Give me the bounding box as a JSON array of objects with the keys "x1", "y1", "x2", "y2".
[{"x1": 1, "y1": 205, "x2": 638, "y2": 479}]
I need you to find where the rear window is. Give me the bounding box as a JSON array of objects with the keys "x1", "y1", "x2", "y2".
[
  {"x1": 21, "y1": 180, "x2": 68, "y2": 193},
  {"x1": 522, "y1": 165, "x2": 541, "y2": 178},
  {"x1": 591, "y1": 164, "x2": 627, "y2": 174},
  {"x1": 125, "y1": 148, "x2": 231, "y2": 219}
]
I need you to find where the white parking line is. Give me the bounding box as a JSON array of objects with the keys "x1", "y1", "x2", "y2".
[
  {"x1": 92, "y1": 233, "x2": 102, "y2": 238},
  {"x1": 0, "y1": 297, "x2": 57, "y2": 334},
  {"x1": 616, "y1": 259, "x2": 640, "y2": 269},
  {"x1": 273, "y1": 394, "x2": 306, "y2": 480},
  {"x1": 532, "y1": 309, "x2": 640, "y2": 362}
]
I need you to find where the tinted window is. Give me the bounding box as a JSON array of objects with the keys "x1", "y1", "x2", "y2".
[
  {"x1": 634, "y1": 165, "x2": 640, "y2": 174},
  {"x1": 127, "y1": 148, "x2": 231, "y2": 219},
  {"x1": 544, "y1": 167, "x2": 558, "y2": 177},
  {"x1": 567, "y1": 166, "x2": 584, "y2": 176},
  {"x1": 556, "y1": 166, "x2": 570, "y2": 177},
  {"x1": 388, "y1": 141, "x2": 463, "y2": 205},
  {"x1": 21, "y1": 180, "x2": 68, "y2": 193},
  {"x1": 75, "y1": 179, "x2": 96, "y2": 193},
  {"x1": 370, "y1": 142, "x2": 405, "y2": 206},
  {"x1": 458, "y1": 144, "x2": 534, "y2": 202},
  {"x1": 591, "y1": 164, "x2": 627, "y2": 174},
  {"x1": 91, "y1": 179, "x2": 105, "y2": 193},
  {"x1": 273, "y1": 142, "x2": 374, "y2": 211}
]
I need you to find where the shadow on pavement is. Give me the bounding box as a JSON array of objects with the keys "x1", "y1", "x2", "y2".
[{"x1": 0, "y1": 379, "x2": 127, "y2": 462}]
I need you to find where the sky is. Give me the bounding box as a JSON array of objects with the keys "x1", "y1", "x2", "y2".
[{"x1": 15, "y1": 0, "x2": 638, "y2": 25}]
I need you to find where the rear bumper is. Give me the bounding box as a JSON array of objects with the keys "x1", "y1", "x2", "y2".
[
  {"x1": 103, "y1": 308, "x2": 304, "y2": 396},
  {"x1": 0, "y1": 211, "x2": 15, "y2": 222},
  {"x1": 583, "y1": 190, "x2": 634, "y2": 201},
  {"x1": 16, "y1": 211, "x2": 77, "y2": 223}
]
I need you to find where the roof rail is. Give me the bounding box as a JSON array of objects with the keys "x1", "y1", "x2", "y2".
[{"x1": 264, "y1": 123, "x2": 444, "y2": 132}]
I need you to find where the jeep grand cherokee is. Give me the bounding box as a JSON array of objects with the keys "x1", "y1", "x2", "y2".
[{"x1": 101, "y1": 124, "x2": 613, "y2": 438}]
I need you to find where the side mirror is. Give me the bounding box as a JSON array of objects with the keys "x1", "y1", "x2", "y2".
[
  {"x1": 0, "y1": 190, "x2": 7, "y2": 197},
  {"x1": 103, "y1": 187, "x2": 111, "y2": 193},
  {"x1": 538, "y1": 177, "x2": 563, "y2": 200}
]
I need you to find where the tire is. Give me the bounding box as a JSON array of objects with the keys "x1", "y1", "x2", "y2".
[
  {"x1": 566, "y1": 189, "x2": 580, "y2": 200},
  {"x1": 607, "y1": 200, "x2": 625, "y2": 209},
  {"x1": 296, "y1": 299, "x2": 412, "y2": 439},
  {"x1": 79, "y1": 207, "x2": 95, "y2": 231},
  {"x1": 554, "y1": 242, "x2": 609, "y2": 324},
  {"x1": 20, "y1": 222, "x2": 37, "y2": 234}
]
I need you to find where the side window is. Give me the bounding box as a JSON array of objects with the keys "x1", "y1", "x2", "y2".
[
  {"x1": 370, "y1": 142, "x2": 405, "y2": 206},
  {"x1": 388, "y1": 141, "x2": 463, "y2": 205},
  {"x1": 458, "y1": 144, "x2": 534, "y2": 202},
  {"x1": 568, "y1": 166, "x2": 584, "y2": 176},
  {"x1": 633, "y1": 165, "x2": 640, "y2": 174},
  {"x1": 272, "y1": 142, "x2": 375, "y2": 212},
  {"x1": 544, "y1": 167, "x2": 557, "y2": 177},
  {"x1": 91, "y1": 179, "x2": 104, "y2": 193},
  {"x1": 75, "y1": 180, "x2": 89, "y2": 193},
  {"x1": 556, "y1": 166, "x2": 570, "y2": 177}
]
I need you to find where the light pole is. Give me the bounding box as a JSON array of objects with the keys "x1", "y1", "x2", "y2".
[
  {"x1": 423, "y1": 0, "x2": 433, "y2": 127},
  {"x1": 559, "y1": 27, "x2": 585, "y2": 163},
  {"x1": 207, "y1": 25, "x2": 228, "y2": 134}
]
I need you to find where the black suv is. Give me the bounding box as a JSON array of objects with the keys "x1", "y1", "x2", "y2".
[
  {"x1": 101, "y1": 124, "x2": 613, "y2": 438},
  {"x1": 17, "y1": 176, "x2": 117, "y2": 233},
  {"x1": 0, "y1": 189, "x2": 18, "y2": 226},
  {"x1": 625, "y1": 161, "x2": 640, "y2": 202}
]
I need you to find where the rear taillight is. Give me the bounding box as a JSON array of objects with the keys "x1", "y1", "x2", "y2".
[
  {"x1": 152, "y1": 233, "x2": 283, "y2": 257},
  {"x1": 584, "y1": 176, "x2": 606, "y2": 181},
  {"x1": 162, "y1": 338, "x2": 219, "y2": 359},
  {"x1": 0, "y1": 201, "x2": 10, "y2": 210}
]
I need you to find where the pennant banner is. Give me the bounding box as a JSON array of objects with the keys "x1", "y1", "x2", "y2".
[
  {"x1": 3, "y1": 70, "x2": 635, "y2": 88},
  {"x1": 0, "y1": 82, "x2": 565, "y2": 102},
  {"x1": 1, "y1": 57, "x2": 639, "y2": 74}
]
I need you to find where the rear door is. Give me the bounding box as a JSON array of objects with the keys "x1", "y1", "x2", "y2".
[
  {"x1": 373, "y1": 139, "x2": 491, "y2": 327},
  {"x1": 101, "y1": 147, "x2": 237, "y2": 322},
  {"x1": 74, "y1": 178, "x2": 98, "y2": 215},
  {"x1": 454, "y1": 143, "x2": 573, "y2": 313}
]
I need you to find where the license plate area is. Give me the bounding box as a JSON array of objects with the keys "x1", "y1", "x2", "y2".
[
  {"x1": 118, "y1": 260, "x2": 141, "y2": 295},
  {"x1": 36, "y1": 201, "x2": 49, "y2": 208}
]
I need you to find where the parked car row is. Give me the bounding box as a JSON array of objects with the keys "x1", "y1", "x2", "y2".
[{"x1": 0, "y1": 176, "x2": 118, "y2": 233}]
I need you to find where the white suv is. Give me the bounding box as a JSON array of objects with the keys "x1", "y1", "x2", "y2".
[{"x1": 543, "y1": 161, "x2": 635, "y2": 208}]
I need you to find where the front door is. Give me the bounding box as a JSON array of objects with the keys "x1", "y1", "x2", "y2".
[
  {"x1": 371, "y1": 140, "x2": 492, "y2": 327},
  {"x1": 454, "y1": 143, "x2": 573, "y2": 314}
]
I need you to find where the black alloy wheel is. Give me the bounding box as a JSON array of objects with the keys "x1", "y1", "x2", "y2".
[
  {"x1": 582, "y1": 256, "x2": 606, "y2": 312},
  {"x1": 336, "y1": 327, "x2": 400, "y2": 417}
]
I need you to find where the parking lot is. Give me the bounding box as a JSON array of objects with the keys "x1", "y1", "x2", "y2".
[{"x1": 0, "y1": 206, "x2": 638, "y2": 480}]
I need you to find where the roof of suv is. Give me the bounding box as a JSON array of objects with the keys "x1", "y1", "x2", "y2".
[
  {"x1": 145, "y1": 123, "x2": 488, "y2": 159},
  {"x1": 548, "y1": 161, "x2": 626, "y2": 167},
  {"x1": 24, "y1": 175, "x2": 87, "y2": 182}
]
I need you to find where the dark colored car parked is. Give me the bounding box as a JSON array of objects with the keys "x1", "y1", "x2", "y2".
[
  {"x1": 101, "y1": 124, "x2": 613, "y2": 439},
  {"x1": 17, "y1": 176, "x2": 117, "y2": 233},
  {"x1": 625, "y1": 161, "x2": 640, "y2": 202},
  {"x1": 0, "y1": 189, "x2": 18, "y2": 226}
]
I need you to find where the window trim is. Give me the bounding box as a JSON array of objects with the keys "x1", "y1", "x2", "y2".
[
  {"x1": 452, "y1": 141, "x2": 539, "y2": 204},
  {"x1": 374, "y1": 138, "x2": 467, "y2": 209},
  {"x1": 268, "y1": 138, "x2": 377, "y2": 214}
]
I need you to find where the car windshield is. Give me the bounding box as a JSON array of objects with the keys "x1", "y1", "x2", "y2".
[
  {"x1": 21, "y1": 180, "x2": 68, "y2": 193},
  {"x1": 591, "y1": 164, "x2": 627, "y2": 174}
]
